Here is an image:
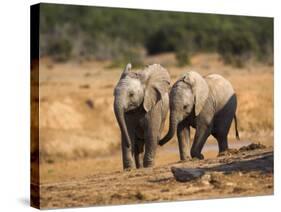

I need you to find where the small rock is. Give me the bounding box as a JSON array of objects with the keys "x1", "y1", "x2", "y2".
[
  {"x1": 80, "y1": 84, "x2": 90, "y2": 89},
  {"x1": 84, "y1": 72, "x2": 91, "y2": 77},
  {"x1": 135, "y1": 191, "x2": 147, "y2": 200},
  {"x1": 232, "y1": 187, "x2": 246, "y2": 193},
  {"x1": 111, "y1": 193, "x2": 121, "y2": 199},
  {"x1": 226, "y1": 182, "x2": 236, "y2": 187},
  {"x1": 85, "y1": 99, "x2": 94, "y2": 109},
  {"x1": 201, "y1": 173, "x2": 211, "y2": 181},
  {"x1": 171, "y1": 167, "x2": 205, "y2": 182},
  {"x1": 239, "y1": 143, "x2": 266, "y2": 151},
  {"x1": 211, "y1": 171, "x2": 224, "y2": 177},
  {"x1": 201, "y1": 174, "x2": 211, "y2": 185},
  {"x1": 218, "y1": 148, "x2": 238, "y2": 157}
]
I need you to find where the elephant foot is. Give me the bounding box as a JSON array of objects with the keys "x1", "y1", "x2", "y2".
[
  {"x1": 135, "y1": 163, "x2": 143, "y2": 169},
  {"x1": 123, "y1": 167, "x2": 134, "y2": 171},
  {"x1": 190, "y1": 152, "x2": 204, "y2": 160},
  {"x1": 123, "y1": 161, "x2": 134, "y2": 171},
  {"x1": 177, "y1": 158, "x2": 191, "y2": 164},
  {"x1": 143, "y1": 160, "x2": 154, "y2": 168},
  {"x1": 179, "y1": 156, "x2": 190, "y2": 162}
]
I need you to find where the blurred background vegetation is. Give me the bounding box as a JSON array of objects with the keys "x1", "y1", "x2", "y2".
[{"x1": 39, "y1": 4, "x2": 273, "y2": 67}]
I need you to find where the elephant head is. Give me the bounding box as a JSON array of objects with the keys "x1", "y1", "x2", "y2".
[
  {"x1": 114, "y1": 63, "x2": 170, "y2": 148},
  {"x1": 159, "y1": 71, "x2": 209, "y2": 146}
]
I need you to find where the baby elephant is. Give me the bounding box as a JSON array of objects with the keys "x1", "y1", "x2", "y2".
[
  {"x1": 114, "y1": 63, "x2": 171, "y2": 170},
  {"x1": 159, "y1": 71, "x2": 239, "y2": 160}
]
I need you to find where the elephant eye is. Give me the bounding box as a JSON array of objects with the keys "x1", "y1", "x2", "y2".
[
  {"x1": 183, "y1": 105, "x2": 188, "y2": 109},
  {"x1": 129, "y1": 92, "x2": 134, "y2": 97}
]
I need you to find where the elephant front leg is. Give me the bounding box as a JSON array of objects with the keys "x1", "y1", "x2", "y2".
[
  {"x1": 177, "y1": 122, "x2": 190, "y2": 161},
  {"x1": 134, "y1": 139, "x2": 144, "y2": 169},
  {"x1": 143, "y1": 121, "x2": 160, "y2": 168},
  {"x1": 190, "y1": 124, "x2": 212, "y2": 160},
  {"x1": 143, "y1": 132, "x2": 158, "y2": 168},
  {"x1": 121, "y1": 133, "x2": 134, "y2": 170}
]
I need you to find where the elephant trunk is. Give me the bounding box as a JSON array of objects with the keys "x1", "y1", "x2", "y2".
[
  {"x1": 159, "y1": 111, "x2": 178, "y2": 146},
  {"x1": 114, "y1": 99, "x2": 131, "y2": 148}
]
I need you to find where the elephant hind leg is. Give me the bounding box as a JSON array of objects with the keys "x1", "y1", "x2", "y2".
[
  {"x1": 212, "y1": 114, "x2": 234, "y2": 154},
  {"x1": 213, "y1": 133, "x2": 228, "y2": 153},
  {"x1": 212, "y1": 97, "x2": 236, "y2": 154}
]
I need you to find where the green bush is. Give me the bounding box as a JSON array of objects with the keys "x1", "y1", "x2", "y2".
[
  {"x1": 218, "y1": 31, "x2": 258, "y2": 67},
  {"x1": 145, "y1": 28, "x2": 175, "y2": 54},
  {"x1": 39, "y1": 4, "x2": 273, "y2": 65},
  {"x1": 175, "y1": 48, "x2": 190, "y2": 67},
  {"x1": 47, "y1": 39, "x2": 72, "y2": 62}
]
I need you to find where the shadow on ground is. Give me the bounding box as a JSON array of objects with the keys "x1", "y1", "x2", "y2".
[{"x1": 206, "y1": 151, "x2": 273, "y2": 173}]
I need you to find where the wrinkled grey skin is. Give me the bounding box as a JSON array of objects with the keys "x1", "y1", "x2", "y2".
[
  {"x1": 114, "y1": 63, "x2": 170, "y2": 170},
  {"x1": 159, "y1": 71, "x2": 239, "y2": 160}
]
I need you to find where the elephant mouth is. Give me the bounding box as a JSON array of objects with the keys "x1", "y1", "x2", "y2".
[
  {"x1": 183, "y1": 112, "x2": 190, "y2": 119},
  {"x1": 126, "y1": 102, "x2": 139, "y2": 111}
]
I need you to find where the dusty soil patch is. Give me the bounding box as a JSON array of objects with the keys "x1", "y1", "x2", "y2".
[{"x1": 39, "y1": 147, "x2": 273, "y2": 209}]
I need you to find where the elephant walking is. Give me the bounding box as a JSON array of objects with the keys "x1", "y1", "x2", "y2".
[
  {"x1": 159, "y1": 71, "x2": 239, "y2": 160},
  {"x1": 114, "y1": 63, "x2": 171, "y2": 170}
]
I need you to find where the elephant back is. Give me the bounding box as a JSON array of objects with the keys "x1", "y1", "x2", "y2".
[{"x1": 205, "y1": 74, "x2": 235, "y2": 112}]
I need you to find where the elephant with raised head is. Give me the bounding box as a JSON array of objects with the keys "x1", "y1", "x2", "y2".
[
  {"x1": 114, "y1": 63, "x2": 171, "y2": 170},
  {"x1": 159, "y1": 71, "x2": 239, "y2": 160}
]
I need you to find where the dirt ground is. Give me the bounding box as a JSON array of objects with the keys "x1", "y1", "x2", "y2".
[
  {"x1": 39, "y1": 146, "x2": 273, "y2": 209},
  {"x1": 34, "y1": 53, "x2": 274, "y2": 208}
]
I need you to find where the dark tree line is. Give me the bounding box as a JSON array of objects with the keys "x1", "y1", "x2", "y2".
[{"x1": 39, "y1": 4, "x2": 273, "y2": 67}]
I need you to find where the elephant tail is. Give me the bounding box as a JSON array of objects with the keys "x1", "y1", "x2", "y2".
[{"x1": 234, "y1": 114, "x2": 240, "y2": 140}]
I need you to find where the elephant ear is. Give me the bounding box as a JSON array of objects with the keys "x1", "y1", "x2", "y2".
[
  {"x1": 183, "y1": 71, "x2": 209, "y2": 116},
  {"x1": 143, "y1": 64, "x2": 171, "y2": 112}
]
